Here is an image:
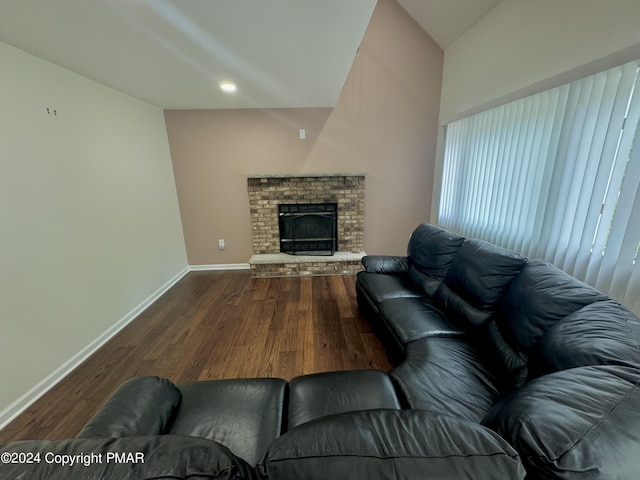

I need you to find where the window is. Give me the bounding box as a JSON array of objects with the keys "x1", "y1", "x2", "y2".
[{"x1": 439, "y1": 60, "x2": 640, "y2": 316}]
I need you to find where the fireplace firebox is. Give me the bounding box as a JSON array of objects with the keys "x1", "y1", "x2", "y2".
[{"x1": 278, "y1": 203, "x2": 337, "y2": 256}]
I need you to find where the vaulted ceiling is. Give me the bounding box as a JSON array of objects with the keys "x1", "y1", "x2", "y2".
[{"x1": 0, "y1": 0, "x2": 500, "y2": 109}]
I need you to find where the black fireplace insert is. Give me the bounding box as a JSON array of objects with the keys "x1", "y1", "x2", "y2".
[{"x1": 278, "y1": 203, "x2": 337, "y2": 255}]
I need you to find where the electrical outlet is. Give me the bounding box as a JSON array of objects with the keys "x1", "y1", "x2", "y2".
[{"x1": 218, "y1": 239, "x2": 225, "y2": 250}]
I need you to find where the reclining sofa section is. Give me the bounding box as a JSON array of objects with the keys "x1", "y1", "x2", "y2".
[{"x1": 2, "y1": 223, "x2": 640, "y2": 479}]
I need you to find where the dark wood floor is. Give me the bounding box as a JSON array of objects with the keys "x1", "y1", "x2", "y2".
[{"x1": 0, "y1": 271, "x2": 391, "y2": 443}]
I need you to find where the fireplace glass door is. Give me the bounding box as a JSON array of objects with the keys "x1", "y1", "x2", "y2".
[{"x1": 278, "y1": 203, "x2": 337, "y2": 255}]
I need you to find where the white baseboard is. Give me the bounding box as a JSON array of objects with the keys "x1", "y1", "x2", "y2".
[
  {"x1": 189, "y1": 263, "x2": 250, "y2": 271},
  {"x1": 0, "y1": 266, "x2": 190, "y2": 431}
]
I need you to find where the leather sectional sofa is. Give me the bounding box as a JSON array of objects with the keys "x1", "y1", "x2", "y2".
[
  {"x1": 2, "y1": 223, "x2": 640, "y2": 479},
  {"x1": 356, "y1": 223, "x2": 640, "y2": 478}
]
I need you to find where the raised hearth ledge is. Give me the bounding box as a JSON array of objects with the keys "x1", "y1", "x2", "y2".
[
  {"x1": 250, "y1": 252, "x2": 366, "y2": 264},
  {"x1": 247, "y1": 172, "x2": 366, "y2": 179},
  {"x1": 249, "y1": 252, "x2": 366, "y2": 278}
]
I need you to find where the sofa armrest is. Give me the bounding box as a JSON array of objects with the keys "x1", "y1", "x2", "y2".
[
  {"x1": 361, "y1": 255, "x2": 409, "y2": 274},
  {"x1": 76, "y1": 376, "x2": 181, "y2": 438}
]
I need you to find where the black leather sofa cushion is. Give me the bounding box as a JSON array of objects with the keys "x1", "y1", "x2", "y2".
[
  {"x1": 497, "y1": 260, "x2": 608, "y2": 355},
  {"x1": 390, "y1": 337, "x2": 503, "y2": 422},
  {"x1": 0, "y1": 435, "x2": 255, "y2": 480},
  {"x1": 378, "y1": 296, "x2": 465, "y2": 346},
  {"x1": 287, "y1": 370, "x2": 400, "y2": 429},
  {"x1": 407, "y1": 223, "x2": 466, "y2": 295},
  {"x1": 434, "y1": 239, "x2": 528, "y2": 328},
  {"x1": 76, "y1": 376, "x2": 181, "y2": 438},
  {"x1": 168, "y1": 378, "x2": 287, "y2": 466},
  {"x1": 527, "y1": 300, "x2": 640, "y2": 380},
  {"x1": 407, "y1": 223, "x2": 466, "y2": 278},
  {"x1": 258, "y1": 409, "x2": 526, "y2": 480},
  {"x1": 482, "y1": 366, "x2": 640, "y2": 480},
  {"x1": 356, "y1": 271, "x2": 424, "y2": 305}
]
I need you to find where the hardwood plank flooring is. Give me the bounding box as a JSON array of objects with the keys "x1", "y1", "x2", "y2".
[{"x1": 0, "y1": 271, "x2": 391, "y2": 442}]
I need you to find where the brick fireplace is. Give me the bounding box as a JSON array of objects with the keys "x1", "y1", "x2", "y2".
[{"x1": 247, "y1": 173, "x2": 366, "y2": 277}]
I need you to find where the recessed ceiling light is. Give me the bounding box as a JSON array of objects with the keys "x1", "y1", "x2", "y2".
[{"x1": 220, "y1": 82, "x2": 237, "y2": 93}]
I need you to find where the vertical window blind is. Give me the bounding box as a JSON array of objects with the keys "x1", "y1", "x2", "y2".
[{"x1": 439, "y1": 59, "x2": 640, "y2": 316}]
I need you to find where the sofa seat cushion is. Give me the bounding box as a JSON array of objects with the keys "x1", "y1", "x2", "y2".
[
  {"x1": 0, "y1": 435, "x2": 254, "y2": 480},
  {"x1": 287, "y1": 370, "x2": 400, "y2": 429},
  {"x1": 356, "y1": 271, "x2": 425, "y2": 305},
  {"x1": 76, "y1": 376, "x2": 181, "y2": 438},
  {"x1": 390, "y1": 337, "x2": 503, "y2": 422},
  {"x1": 482, "y1": 366, "x2": 640, "y2": 479},
  {"x1": 528, "y1": 300, "x2": 640, "y2": 380},
  {"x1": 258, "y1": 409, "x2": 525, "y2": 480},
  {"x1": 168, "y1": 378, "x2": 287, "y2": 466},
  {"x1": 378, "y1": 297, "x2": 466, "y2": 346}
]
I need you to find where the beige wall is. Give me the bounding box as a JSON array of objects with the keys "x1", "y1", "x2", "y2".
[
  {"x1": 440, "y1": 0, "x2": 640, "y2": 123},
  {"x1": 166, "y1": 0, "x2": 443, "y2": 262},
  {"x1": 0, "y1": 41, "x2": 188, "y2": 421},
  {"x1": 165, "y1": 108, "x2": 333, "y2": 264}
]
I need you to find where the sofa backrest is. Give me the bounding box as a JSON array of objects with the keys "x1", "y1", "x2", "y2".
[
  {"x1": 482, "y1": 364, "x2": 640, "y2": 479},
  {"x1": 527, "y1": 299, "x2": 640, "y2": 380},
  {"x1": 497, "y1": 260, "x2": 609, "y2": 355},
  {"x1": 485, "y1": 260, "x2": 610, "y2": 389},
  {"x1": 433, "y1": 238, "x2": 528, "y2": 328},
  {"x1": 406, "y1": 223, "x2": 465, "y2": 295},
  {"x1": 483, "y1": 295, "x2": 640, "y2": 479}
]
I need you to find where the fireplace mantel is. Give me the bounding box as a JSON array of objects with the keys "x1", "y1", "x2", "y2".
[{"x1": 247, "y1": 172, "x2": 366, "y2": 179}]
